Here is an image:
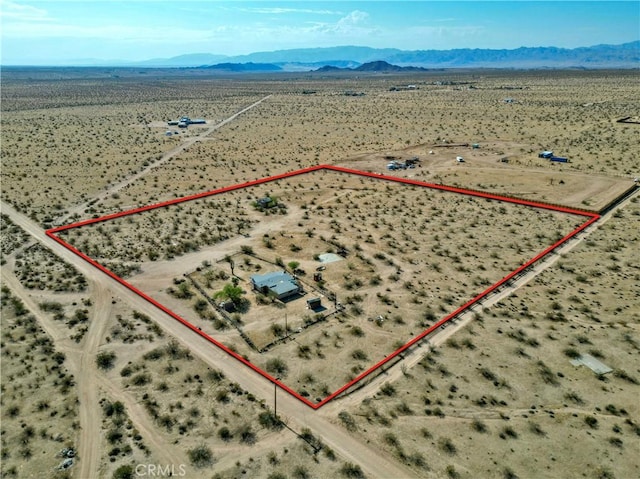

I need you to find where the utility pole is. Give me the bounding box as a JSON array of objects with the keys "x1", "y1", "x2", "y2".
[
  {"x1": 285, "y1": 313, "x2": 288, "y2": 340},
  {"x1": 274, "y1": 380, "x2": 278, "y2": 419}
]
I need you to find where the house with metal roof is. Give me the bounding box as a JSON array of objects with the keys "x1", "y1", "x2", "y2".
[{"x1": 250, "y1": 271, "x2": 300, "y2": 300}]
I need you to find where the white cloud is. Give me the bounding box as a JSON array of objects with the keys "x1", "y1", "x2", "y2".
[
  {"x1": 337, "y1": 10, "x2": 369, "y2": 26},
  {"x1": 239, "y1": 7, "x2": 343, "y2": 15},
  {"x1": 0, "y1": 0, "x2": 52, "y2": 22},
  {"x1": 319, "y1": 10, "x2": 373, "y2": 36}
]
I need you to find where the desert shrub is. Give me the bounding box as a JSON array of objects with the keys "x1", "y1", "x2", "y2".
[
  {"x1": 613, "y1": 369, "x2": 639, "y2": 384},
  {"x1": 338, "y1": 411, "x2": 357, "y2": 431},
  {"x1": 563, "y1": 347, "x2": 581, "y2": 359},
  {"x1": 340, "y1": 463, "x2": 365, "y2": 478},
  {"x1": 350, "y1": 326, "x2": 365, "y2": 337},
  {"x1": 584, "y1": 416, "x2": 599, "y2": 429},
  {"x1": 299, "y1": 428, "x2": 323, "y2": 451},
  {"x1": 96, "y1": 351, "x2": 116, "y2": 370},
  {"x1": 351, "y1": 349, "x2": 368, "y2": 361},
  {"x1": 503, "y1": 467, "x2": 519, "y2": 479},
  {"x1": 238, "y1": 424, "x2": 256, "y2": 444},
  {"x1": 537, "y1": 361, "x2": 559, "y2": 386},
  {"x1": 131, "y1": 373, "x2": 151, "y2": 386},
  {"x1": 472, "y1": 419, "x2": 488, "y2": 433},
  {"x1": 438, "y1": 437, "x2": 456, "y2": 455},
  {"x1": 218, "y1": 426, "x2": 232, "y2": 442},
  {"x1": 446, "y1": 465, "x2": 460, "y2": 479},
  {"x1": 383, "y1": 432, "x2": 399, "y2": 447},
  {"x1": 380, "y1": 383, "x2": 396, "y2": 396},
  {"x1": 293, "y1": 466, "x2": 310, "y2": 479},
  {"x1": 207, "y1": 369, "x2": 225, "y2": 382},
  {"x1": 500, "y1": 426, "x2": 518, "y2": 439},
  {"x1": 106, "y1": 429, "x2": 123, "y2": 444},
  {"x1": 188, "y1": 444, "x2": 214, "y2": 468},
  {"x1": 266, "y1": 357, "x2": 288, "y2": 377},
  {"x1": 528, "y1": 422, "x2": 545, "y2": 436},
  {"x1": 112, "y1": 465, "x2": 134, "y2": 479},
  {"x1": 143, "y1": 347, "x2": 165, "y2": 361},
  {"x1": 258, "y1": 411, "x2": 283, "y2": 430}
]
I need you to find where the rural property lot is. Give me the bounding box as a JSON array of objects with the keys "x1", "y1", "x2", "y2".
[{"x1": 50, "y1": 165, "x2": 595, "y2": 408}]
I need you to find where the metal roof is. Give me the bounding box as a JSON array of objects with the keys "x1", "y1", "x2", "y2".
[{"x1": 251, "y1": 271, "x2": 299, "y2": 297}]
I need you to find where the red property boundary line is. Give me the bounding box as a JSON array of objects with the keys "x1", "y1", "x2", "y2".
[{"x1": 47, "y1": 165, "x2": 599, "y2": 410}]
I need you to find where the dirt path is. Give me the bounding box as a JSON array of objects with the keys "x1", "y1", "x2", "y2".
[
  {"x1": 74, "y1": 282, "x2": 112, "y2": 479},
  {"x1": 54, "y1": 95, "x2": 272, "y2": 225}
]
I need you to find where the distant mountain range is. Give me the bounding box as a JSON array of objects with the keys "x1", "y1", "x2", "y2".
[{"x1": 48, "y1": 42, "x2": 640, "y2": 69}]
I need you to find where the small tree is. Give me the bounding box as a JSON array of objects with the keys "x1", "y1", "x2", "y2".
[
  {"x1": 214, "y1": 283, "x2": 244, "y2": 305},
  {"x1": 288, "y1": 261, "x2": 300, "y2": 271}
]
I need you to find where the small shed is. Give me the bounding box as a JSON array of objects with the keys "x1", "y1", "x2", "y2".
[
  {"x1": 307, "y1": 297, "x2": 322, "y2": 310},
  {"x1": 219, "y1": 301, "x2": 236, "y2": 312},
  {"x1": 570, "y1": 354, "x2": 612, "y2": 375},
  {"x1": 257, "y1": 197, "x2": 276, "y2": 208}
]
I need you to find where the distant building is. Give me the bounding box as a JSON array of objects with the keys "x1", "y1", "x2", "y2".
[
  {"x1": 251, "y1": 271, "x2": 300, "y2": 300},
  {"x1": 168, "y1": 116, "x2": 206, "y2": 127}
]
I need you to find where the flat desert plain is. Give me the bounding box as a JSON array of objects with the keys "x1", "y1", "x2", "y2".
[{"x1": 1, "y1": 68, "x2": 638, "y2": 479}]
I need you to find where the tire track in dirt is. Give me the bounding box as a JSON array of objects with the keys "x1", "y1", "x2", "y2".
[{"x1": 75, "y1": 282, "x2": 112, "y2": 479}]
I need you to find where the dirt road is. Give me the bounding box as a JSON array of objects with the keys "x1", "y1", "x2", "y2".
[
  {"x1": 1, "y1": 199, "x2": 417, "y2": 478},
  {"x1": 55, "y1": 95, "x2": 273, "y2": 225},
  {"x1": 4, "y1": 181, "x2": 634, "y2": 478}
]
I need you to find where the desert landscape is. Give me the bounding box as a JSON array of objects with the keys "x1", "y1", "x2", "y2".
[{"x1": 1, "y1": 68, "x2": 638, "y2": 479}]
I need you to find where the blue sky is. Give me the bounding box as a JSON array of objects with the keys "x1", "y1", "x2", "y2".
[{"x1": 1, "y1": 1, "x2": 638, "y2": 65}]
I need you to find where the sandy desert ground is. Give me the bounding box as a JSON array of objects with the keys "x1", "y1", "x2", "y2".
[{"x1": 1, "y1": 68, "x2": 638, "y2": 479}]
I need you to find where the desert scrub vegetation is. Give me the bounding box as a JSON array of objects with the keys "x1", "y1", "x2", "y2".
[
  {"x1": 105, "y1": 310, "x2": 164, "y2": 344},
  {"x1": 39, "y1": 298, "x2": 92, "y2": 343},
  {"x1": 115, "y1": 336, "x2": 296, "y2": 459},
  {"x1": 335, "y1": 203, "x2": 640, "y2": 478},
  {"x1": 14, "y1": 243, "x2": 87, "y2": 292},
  {"x1": 1, "y1": 73, "x2": 265, "y2": 223},
  {"x1": 58, "y1": 192, "x2": 256, "y2": 263},
  {"x1": 75, "y1": 168, "x2": 585, "y2": 398},
  {"x1": 99, "y1": 398, "x2": 152, "y2": 474},
  {"x1": 1, "y1": 213, "x2": 30, "y2": 259},
  {"x1": 0, "y1": 286, "x2": 78, "y2": 478},
  {"x1": 208, "y1": 434, "x2": 361, "y2": 479}
]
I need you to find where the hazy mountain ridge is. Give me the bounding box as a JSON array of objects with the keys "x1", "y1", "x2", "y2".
[
  {"x1": 193, "y1": 42, "x2": 639, "y2": 71},
  {"x1": 199, "y1": 42, "x2": 638, "y2": 69},
  {"x1": 21, "y1": 42, "x2": 639, "y2": 69}
]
